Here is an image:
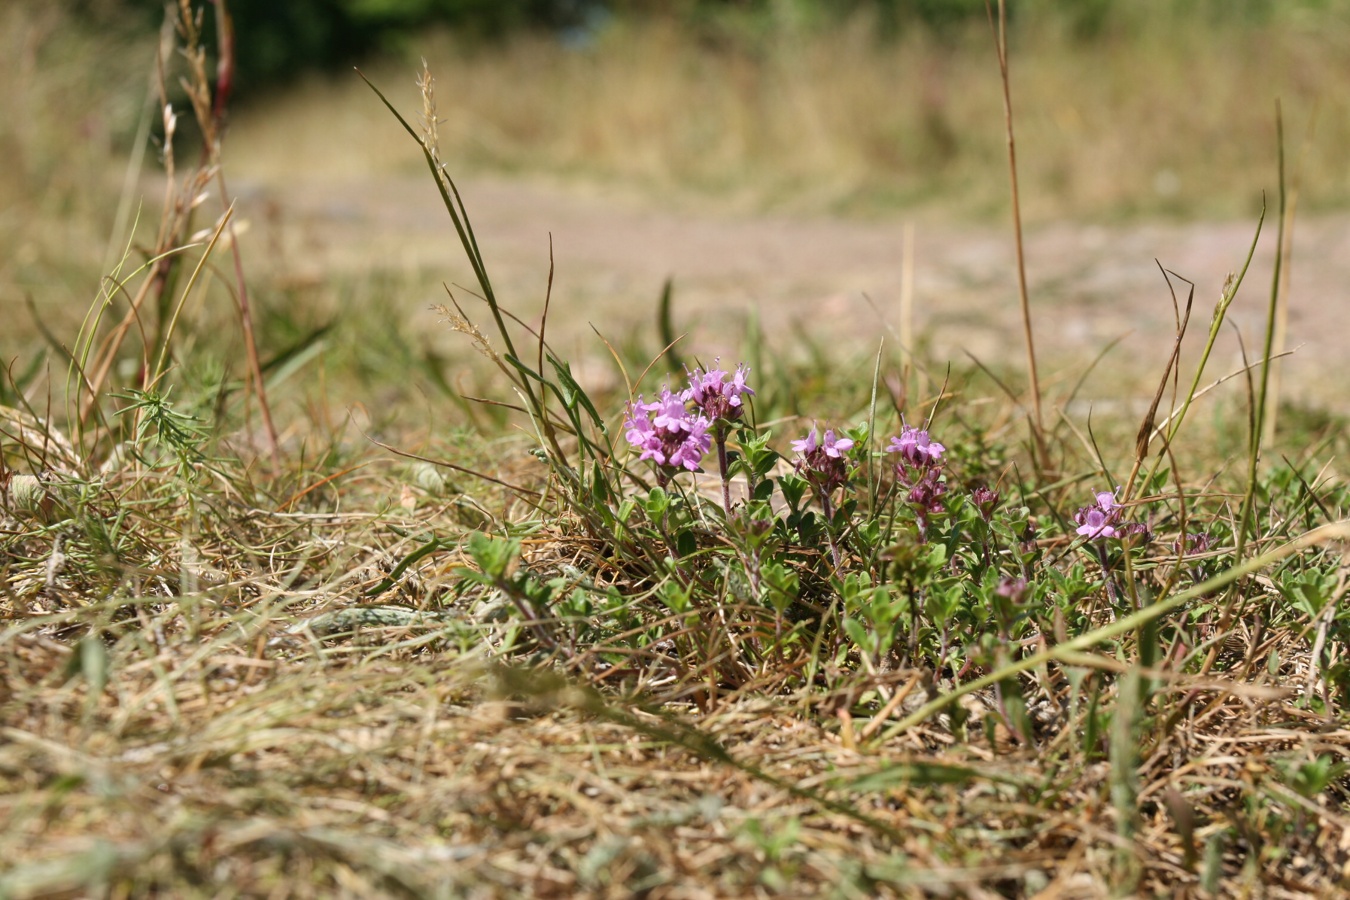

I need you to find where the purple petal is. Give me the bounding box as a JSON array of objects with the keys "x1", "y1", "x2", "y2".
[
  {"x1": 822, "y1": 431, "x2": 854, "y2": 457},
  {"x1": 1076, "y1": 508, "x2": 1118, "y2": 540},
  {"x1": 792, "y1": 428, "x2": 819, "y2": 455}
]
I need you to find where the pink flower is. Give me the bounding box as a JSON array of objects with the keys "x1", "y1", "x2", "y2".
[
  {"x1": 886, "y1": 424, "x2": 946, "y2": 466},
  {"x1": 685, "y1": 360, "x2": 754, "y2": 422},
  {"x1": 668, "y1": 417, "x2": 711, "y2": 471},
  {"x1": 726, "y1": 365, "x2": 752, "y2": 404},
  {"x1": 623, "y1": 399, "x2": 655, "y2": 446},
  {"x1": 1073, "y1": 488, "x2": 1138, "y2": 542},
  {"x1": 821, "y1": 430, "x2": 854, "y2": 458},
  {"x1": 791, "y1": 428, "x2": 819, "y2": 455},
  {"x1": 1075, "y1": 507, "x2": 1119, "y2": 540},
  {"x1": 793, "y1": 424, "x2": 855, "y2": 494},
  {"x1": 995, "y1": 576, "x2": 1029, "y2": 603},
  {"x1": 649, "y1": 389, "x2": 693, "y2": 433},
  {"x1": 623, "y1": 392, "x2": 711, "y2": 472},
  {"x1": 793, "y1": 426, "x2": 855, "y2": 459}
]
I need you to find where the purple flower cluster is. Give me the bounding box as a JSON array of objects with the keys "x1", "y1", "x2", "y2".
[
  {"x1": 792, "y1": 426, "x2": 855, "y2": 493},
  {"x1": 905, "y1": 467, "x2": 946, "y2": 518},
  {"x1": 1074, "y1": 488, "x2": 1148, "y2": 543},
  {"x1": 623, "y1": 361, "x2": 754, "y2": 475},
  {"x1": 686, "y1": 361, "x2": 754, "y2": 423},
  {"x1": 888, "y1": 422, "x2": 948, "y2": 536},
  {"x1": 887, "y1": 424, "x2": 946, "y2": 469},
  {"x1": 624, "y1": 390, "x2": 711, "y2": 472},
  {"x1": 1074, "y1": 489, "x2": 1122, "y2": 540}
]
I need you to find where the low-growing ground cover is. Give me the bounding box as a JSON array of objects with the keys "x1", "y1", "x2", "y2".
[{"x1": 3, "y1": 3, "x2": 1350, "y2": 897}]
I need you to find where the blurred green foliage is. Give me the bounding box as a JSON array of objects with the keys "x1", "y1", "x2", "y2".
[
  {"x1": 98, "y1": 0, "x2": 600, "y2": 93},
  {"x1": 88, "y1": 0, "x2": 1337, "y2": 96}
]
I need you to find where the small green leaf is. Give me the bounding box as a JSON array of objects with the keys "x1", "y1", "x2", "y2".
[
  {"x1": 467, "y1": 531, "x2": 521, "y2": 580},
  {"x1": 779, "y1": 474, "x2": 808, "y2": 512},
  {"x1": 644, "y1": 487, "x2": 670, "y2": 518},
  {"x1": 659, "y1": 580, "x2": 691, "y2": 614},
  {"x1": 842, "y1": 617, "x2": 872, "y2": 653},
  {"x1": 65, "y1": 635, "x2": 110, "y2": 693},
  {"x1": 835, "y1": 760, "x2": 1011, "y2": 792}
]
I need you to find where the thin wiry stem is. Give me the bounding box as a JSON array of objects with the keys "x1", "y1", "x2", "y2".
[
  {"x1": 988, "y1": 0, "x2": 1046, "y2": 462},
  {"x1": 1265, "y1": 106, "x2": 1314, "y2": 446},
  {"x1": 1247, "y1": 103, "x2": 1288, "y2": 533},
  {"x1": 1202, "y1": 107, "x2": 1290, "y2": 677}
]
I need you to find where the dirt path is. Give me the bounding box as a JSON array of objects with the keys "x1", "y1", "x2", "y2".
[{"x1": 237, "y1": 172, "x2": 1350, "y2": 410}]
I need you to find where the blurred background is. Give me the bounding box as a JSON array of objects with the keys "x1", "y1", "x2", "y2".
[{"x1": 3, "y1": 0, "x2": 1349, "y2": 420}]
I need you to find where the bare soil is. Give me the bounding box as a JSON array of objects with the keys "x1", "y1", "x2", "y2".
[{"x1": 237, "y1": 171, "x2": 1350, "y2": 410}]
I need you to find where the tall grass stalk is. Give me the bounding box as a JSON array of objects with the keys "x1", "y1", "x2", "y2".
[
  {"x1": 1264, "y1": 108, "x2": 1315, "y2": 446},
  {"x1": 1205, "y1": 106, "x2": 1293, "y2": 675},
  {"x1": 1131, "y1": 210, "x2": 1264, "y2": 504},
  {"x1": 1249, "y1": 105, "x2": 1289, "y2": 505},
  {"x1": 987, "y1": 0, "x2": 1046, "y2": 468},
  {"x1": 70, "y1": 0, "x2": 277, "y2": 469},
  {"x1": 360, "y1": 64, "x2": 637, "y2": 552}
]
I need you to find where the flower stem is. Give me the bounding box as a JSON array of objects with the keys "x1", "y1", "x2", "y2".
[
  {"x1": 715, "y1": 430, "x2": 733, "y2": 517},
  {"x1": 820, "y1": 490, "x2": 843, "y2": 568},
  {"x1": 1094, "y1": 542, "x2": 1121, "y2": 606}
]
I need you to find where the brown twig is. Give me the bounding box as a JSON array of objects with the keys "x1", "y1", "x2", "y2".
[
  {"x1": 208, "y1": 0, "x2": 280, "y2": 471},
  {"x1": 987, "y1": 0, "x2": 1047, "y2": 469}
]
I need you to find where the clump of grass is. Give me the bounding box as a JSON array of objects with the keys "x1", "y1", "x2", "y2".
[{"x1": 3, "y1": 3, "x2": 1350, "y2": 897}]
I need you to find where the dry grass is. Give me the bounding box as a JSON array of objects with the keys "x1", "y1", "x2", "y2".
[
  {"x1": 222, "y1": 8, "x2": 1350, "y2": 220},
  {"x1": 5, "y1": 528, "x2": 1349, "y2": 896},
  {"x1": 3, "y1": 3, "x2": 1350, "y2": 897}
]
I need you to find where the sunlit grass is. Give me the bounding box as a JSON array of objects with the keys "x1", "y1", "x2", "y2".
[
  {"x1": 219, "y1": 8, "x2": 1350, "y2": 220},
  {"x1": 2, "y1": 3, "x2": 1350, "y2": 896}
]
